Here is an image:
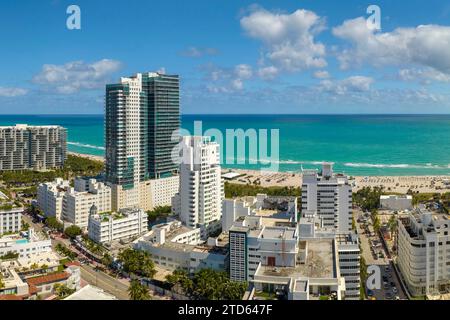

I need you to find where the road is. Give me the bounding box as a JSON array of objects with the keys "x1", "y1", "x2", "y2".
[
  {"x1": 22, "y1": 211, "x2": 130, "y2": 300},
  {"x1": 355, "y1": 209, "x2": 407, "y2": 300},
  {"x1": 80, "y1": 264, "x2": 129, "y2": 300}
]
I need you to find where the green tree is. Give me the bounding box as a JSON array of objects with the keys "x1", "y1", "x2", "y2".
[
  {"x1": 45, "y1": 217, "x2": 63, "y2": 231},
  {"x1": 0, "y1": 273, "x2": 4, "y2": 289},
  {"x1": 117, "y1": 248, "x2": 156, "y2": 278},
  {"x1": 54, "y1": 283, "x2": 76, "y2": 299},
  {"x1": 128, "y1": 280, "x2": 151, "y2": 300},
  {"x1": 64, "y1": 225, "x2": 82, "y2": 239}
]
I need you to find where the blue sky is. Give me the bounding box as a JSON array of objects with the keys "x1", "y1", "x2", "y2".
[{"x1": 1, "y1": 0, "x2": 450, "y2": 114}]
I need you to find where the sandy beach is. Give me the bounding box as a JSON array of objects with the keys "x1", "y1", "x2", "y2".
[{"x1": 71, "y1": 152, "x2": 450, "y2": 194}]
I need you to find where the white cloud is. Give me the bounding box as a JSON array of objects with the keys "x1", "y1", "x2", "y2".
[
  {"x1": 0, "y1": 87, "x2": 28, "y2": 97},
  {"x1": 257, "y1": 66, "x2": 279, "y2": 80},
  {"x1": 319, "y1": 76, "x2": 374, "y2": 95},
  {"x1": 313, "y1": 70, "x2": 330, "y2": 79},
  {"x1": 240, "y1": 7, "x2": 327, "y2": 73},
  {"x1": 180, "y1": 46, "x2": 219, "y2": 57},
  {"x1": 32, "y1": 59, "x2": 122, "y2": 94},
  {"x1": 397, "y1": 68, "x2": 450, "y2": 83},
  {"x1": 234, "y1": 64, "x2": 253, "y2": 79},
  {"x1": 333, "y1": 17, "x2": 450, "y2": 75}
]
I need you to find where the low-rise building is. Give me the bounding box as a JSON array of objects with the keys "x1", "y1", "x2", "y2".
[
  {"x1": 397, "y1": 210, "x2": 450, "y2": 296},
  {"x1": 380, "y1": 195, "x2": 413, "y2": 211},
  {"x1": 65, "y1": 284, "x2": 118, "y2": 300},
  {"x1": 222, "y1": 194, "x2": 297, "y2": 232},
  {"x1": 133, "y1": 220, "x2": 227, "y2": 274},
  {"x1": 88, "y1": 207, "x2": 148, "y2": 244},
  {"x1": 0, "y1": 207, "x2": 22, "y2": 235},
  {"x1": 0, "y1": 229, "x2": 51, "y2": 259}
]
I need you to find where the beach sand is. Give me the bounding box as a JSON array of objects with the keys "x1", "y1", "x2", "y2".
[{"x1": 70, "y1": 152, "x2": 450, "y2": 194}]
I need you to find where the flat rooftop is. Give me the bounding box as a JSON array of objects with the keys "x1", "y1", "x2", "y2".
[
  {"x1": 261, "y1": 227, "x2": 296, "y2": 241},
  {"x1": 255, "y1": 239, "x2": 336, "y2": 279}
]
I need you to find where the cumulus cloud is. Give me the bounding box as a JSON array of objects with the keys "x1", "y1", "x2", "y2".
[
  {"x1": 234, "y1": 64, "x2": 253, "y2": 79},
  {"x1": 319, "y1": 76, "x2": 374, "y2": 95},
  {"x1": 32, "y1": 59, "x2": 122, "y2": 94},
  {"x1": 204, "y1": 63, "x2": 253, "y2": 92},
  {"x1": 241, "y1": 7, "x2": 327, "y2": 74},
  {"x1": 313, "y1": 70, "x2": 330, "y2": 79},
  {"x1": 397, "y1": 68, "x2": 450, "y2": 84},
  {"x1": 332, "y1": 17, "x2": 450, "y2": 75},
  {"x1": 0, "y1": 87, "x2": 28, "y2": 97},
  {"x1": 257, "y1": 66, "x2": 279, "y2": 80},
  {"x1": 180, "y1": 46, "x2": 219, "y2": 57}
]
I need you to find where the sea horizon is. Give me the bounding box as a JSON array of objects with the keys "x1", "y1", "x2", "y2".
[{"x1": 1, "y1": 113, "x2": 450, "y2": 177}]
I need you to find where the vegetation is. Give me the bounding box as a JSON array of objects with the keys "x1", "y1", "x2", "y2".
[
  {"x1": 353, "y1": 186, "x2": 384, "y2": 212},
  {"x1": 55, "y1": 243, "x2": 77, "y2": 260},
  {"x1": 128, "y1": 279, "x2": 151, "y2": 300},
  {"x1": 64, "y1": 225, "x2": 82, "y2": 239},
  {"x1": 147, "y1": 206, "x2": 172, "y2": 223},
  {"x1": 0, "y1": 155, "x2": 103, "y2": 187},
  {"x1": 101, "y1": 253, "x2": 113, "y2": 267},
  {"x1": 45, "y1": 217, "x2": 64, "y2": 231},
  {"x1": 54, "y1": 283, "x2": 76, "y2": 299},
  {"x1": 360, "y1": 255, "x2": 368, "y2": 300},
  {"x1": 0, "y1": 252, "x2": 19, "y2": 260},
  {"x1": 166, "y1": 269, "x2": 247, "y2": 300},
  {"x1": 117, "y1": 248, "x2": 156, "y2": 278},
  {"x1": 0, "y1": 273, "x2": 4, "y2": 289},
  {"x1": 224, "y1": 182, "x2": 301, "y2": 198}
]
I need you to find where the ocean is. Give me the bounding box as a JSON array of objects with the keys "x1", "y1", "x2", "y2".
[{"x1": 1, "y1": 114, "x2": 449, "y2": 176}]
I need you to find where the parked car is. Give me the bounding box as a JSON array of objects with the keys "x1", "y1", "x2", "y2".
[
  {"x1": 383, "y1": 282, "x2": 390, "y2": 290},
  {"x1": 367, "y1": 289, "x2": 374, "y2": 297},
  {"x1": 385, "y1": 292, "x2": 393, "y2": 300},
  {"x1": 385, "y1": 266, "x2": 391, "y2": 273},
  {"x1": 392, "y1": 287, "x2": 398, "y2": 294}
]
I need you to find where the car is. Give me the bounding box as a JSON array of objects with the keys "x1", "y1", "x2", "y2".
[
  {"x1": 367, "y1": 289, "x2": 374, "y2": 297},
  {"x1": 385, "y1": 266, "x2": 391, "y2": 272},
  {"x1": 395, "y1": 296, "x2": 400, "y2": 300},
  {"x1": 385, "y1": 292, "x2": 393, "y2": 300},
  {"x1": 392, "y1": 287, "x2": 398, "y2": 294},
  {"x1": 383, "y1": 282, "x2": 390, "y2": 290},
  {"x1": 388, "y1": 272, "x2": 393, "y2": 278},
  {"x1": 390, "y1": 281, "x2": 395, "y2": 287}
]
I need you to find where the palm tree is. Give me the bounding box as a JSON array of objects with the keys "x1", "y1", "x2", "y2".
[{"x1": 128, "y1": 279, "x2": 151, "y2": 300}]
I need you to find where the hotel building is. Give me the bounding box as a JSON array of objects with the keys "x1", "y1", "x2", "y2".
[
  {"x1": 61, "y1": 178, "x2": 112, "y2": 229},
  {"x1": 88, "y1": 207, "x2": 148, "y2": 244},
  {"x1": 0, "y1": 124, "x2": 67, "y2": 171},
  {"x1": 397, "y1": 210, "x2": 450, "y2": 296},
  {"x1": 37, "y1": 178, "x2": 71, "y2": 220},
  {"x1": 301, "y1": 162, "x2": 352, "y2": 232},
  {"x1": 105, "y1": 72, "x2": 180, "y2": 211},
  {"x1": 0, "y1": 208, "x2": 22, "y2": 235},
  {"x1": 172, "y1": 136, "x2": 224, "y2": 238}
]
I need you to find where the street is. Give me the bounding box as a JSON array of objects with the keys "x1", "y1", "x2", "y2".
[
  {"x1": 355, "y1": 209, "x2": 407, "y2": 300},
  {"x1": 22, "y1": 210, "x2": 130, "y2": 300}
]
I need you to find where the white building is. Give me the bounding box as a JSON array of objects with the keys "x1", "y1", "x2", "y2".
[
  {"x1": 380, "y1": 195, "x2": 413, "y2": 211},
  {"x1": 0, "y1": 207, "x2": 22, "y2": 235},
  {"x1": 301, "y1": 162, "x2": 352, "y2": 232},
  {"x1": 172, "y1": 136, "x2": 224, "y2": 238},
  {"x1": 65, "y1": 284, "x2": 118, "y2": 300},
  {"x1": 222, "y1": 194, "x2": 297, "y2": 232},
  {"x1": 88, "y1": 207, "x2": 148, "y2": 244},
  {"x1": 61, "y1": 178, "x2": 111, "y2": 229},
  {"x1": 133, "y1": 220, "x2": 227, "y2": 274},
  {"x1": 37, "y1": 178, "x2": 70, "y2": 220},
  {"x1": 0, "y1": 229, "x2": 52, "y2": 259},
  {"x1": 397, "y1": 210, "x2": 450, "y2": 296},
  {"x1": 149, "y1": 175, "x2": 179, "y2": 209}
]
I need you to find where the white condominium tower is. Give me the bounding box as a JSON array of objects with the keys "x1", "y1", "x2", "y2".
[
  {"x1": 172, "y1": 136, "x2": 223, "y2": 237},
  {"x1": 105, "y1": 72, "x2": 180, "y2": 211},
  {"x1": 301, "y1": 162, "x2": 352, "y2": 232}
]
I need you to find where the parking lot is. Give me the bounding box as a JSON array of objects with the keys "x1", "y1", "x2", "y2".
[{"x1": 355, "y1": 210, "x2": 407, "y2": 300}]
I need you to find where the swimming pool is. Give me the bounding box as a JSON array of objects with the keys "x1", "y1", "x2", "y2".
[{"x1": 15, "y1": 239, "x2": 29, "y2": 244}]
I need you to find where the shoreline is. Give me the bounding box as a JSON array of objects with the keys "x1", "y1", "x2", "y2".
[{"x1": 70, "y1": 151, "x2": 450, "y2": 193}]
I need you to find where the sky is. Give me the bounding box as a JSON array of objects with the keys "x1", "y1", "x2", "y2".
[{"x1": 1, "y1": 0, "x2": 450, "y2": 114}]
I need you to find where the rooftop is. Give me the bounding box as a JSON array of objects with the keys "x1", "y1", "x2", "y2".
[
  {"x1": 64, "y1": 285, "x2": 118, "y2": 300},
  {"x1": 255, "y1": 239, "x2": 336, "y2": 280}
]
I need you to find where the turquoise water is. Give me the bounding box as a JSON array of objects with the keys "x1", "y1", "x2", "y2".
[
  {"x1": 15, "y1": 239, "x2": 29, "y2": 244},
  {"x1": 1, "y1": 114, "x2": 449, "y2": 176}
]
